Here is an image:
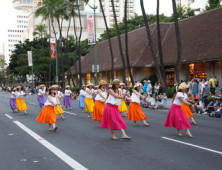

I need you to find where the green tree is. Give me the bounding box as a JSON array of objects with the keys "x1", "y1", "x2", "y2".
[{"x1": 204, "y1": 0, "x2": 222, "y2": 12}]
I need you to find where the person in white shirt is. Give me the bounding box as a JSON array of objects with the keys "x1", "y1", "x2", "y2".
[
  {"x1": 164, "y1": 83, "x2": 193, "y2": 138},
  {"x1": 9, "y1": 88, "x2": 17, "y2": 112},
  {"x1": 85, "y1": 83, "x2": 95, "y2": 117},
  {"x1": 92, "y1": 80, "x2": 107, "y2": 124},
  {"x1": 146, "y1": 80, "x2": 152, "y2": 95},
  {"x1": 63, "y1": 85, "x2": 73, "y2": 110},
  {"x1": 78, "y1": 85, "x2": 86, "y2": 112},
  {"x1": 118, "y1": 83, "x2": 128, "y2": 117},
  {"x1": 126, "y1": 83, "x2": 150, "y2": 126},
  {"x1": 100, "y1": 79, "x2": 131, "y2": 140},
  {"x1": 93, "y1": 85, "x2": 99, "y2": 103},
  {"x1": 36, "y1": 86, "x2": 61, "y2": 132},
  {"x1": 38, "y1": 84, "x2": 46, "y2": 110},
  {"x1": 52, "y1": 85, "x2": 65, "y2": 119},
  {"x1": 16, "y1": 86, "x2": 28, "y2": 115},
  {"x1": 154, "y1": 82, "x2": 159, "y2": 96}
]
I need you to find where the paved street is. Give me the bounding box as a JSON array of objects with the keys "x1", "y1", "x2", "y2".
[{"x1": 0, "y1": 92, "x2": 222, "y2": 170}]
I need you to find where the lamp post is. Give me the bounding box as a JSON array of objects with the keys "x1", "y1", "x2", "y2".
[
  {"x1": 88, "y1": 3, "x2": 98, "y2": 85},
  {"x1": 52, "y1": 31, "x2": 58, "y2": 85}
]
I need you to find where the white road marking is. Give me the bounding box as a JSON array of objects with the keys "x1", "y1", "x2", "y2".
[
  {"x1": 29, "y1": 103, "x2": 36, "y2": 105},
  {"x1": 64, "y1": 111, "x2": 77, "y2": 116},
  {"x1": 13, "y1": 121, "x2": 87, "y2": 170},
  {"x1": 5, "y1": 114, "x2": 13, "y2": 119},
  {"x1": 162, "y1": 137, "x2": 222, "y2": 155}
]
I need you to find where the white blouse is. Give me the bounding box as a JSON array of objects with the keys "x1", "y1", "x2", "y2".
[
  {"x1": 184, "y1": 93, "x2": 188, "y2": 100},
  {"x1": 85, "y1": 88, "x2": 94, "y2": 98},
  {"x1": 65, "y1": 90, "x2": 72, "y2": 96},
  {"x1": 131, "y1": 93, "x2": 140, "y2": 104},
  {"x1": 10, "y1": 92, "x2": 16, "y2": 99},
  {"x1": 45, "y1": 96, "x2": 57, "y2": 106},
  {"x1": 118, "y1": 88, "x2": 126, "y2": 94},
  {"x1": 16, "y1": 91, "x2": 25, "y2": 98},
  {"x1": 106, "y1": 93, "x2": 121, "y2": 106},
  {"x1": 173, "y1": 92, "x2": 184, "y2": 106},
  {"x1": 38, "y1": 89, "x2": 45, "y2": 96},
  {"x1": 95, "y1": 91, "x2": 107, "y2": 102},
  {"x1": 79, "y1": 90, "x2": 86, "y2": 96}
]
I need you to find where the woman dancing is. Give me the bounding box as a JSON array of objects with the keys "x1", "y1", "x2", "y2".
[
  {"x1": 78, "y1": 85, "x2": 86, "y2": 112},
  {"x1": 100, "y1": 79, "x2": 131, "y2": 140},
  {"x1": 16, "y1": 86, "x2": 28, "y2": 115},
  {"x1": 163, "y1": 83, "x2": 193, "y2": 138},
  {"x1": 126, "y1": 83, "x2": 150, "y2": 126},
  {"x1": 53, "y1": 85, "x2": 65, "y2": 119},
  {"x1": 92, "y1": 80, "x2": 107, "y2": 125},
  {"x1": 38, "y1": 84, "x2": 46, "y2": 110},
  {"x1": 93, "y1": 85, "x2": 99, "y2": 103},
  {"x1": 36, "y1": 86, "x2": 60, "y2": 132},
  {"x1": 9, "y1": 87, "x2": 17, "y2": 112},
  {"x1": 63, "y1": 85, "x2": 73, "y2": 110},
  {"x1": 118, "y1": 83, "x2": 128, "y2": 117},
  {"x1": 85, "y1": 83, "x2": 94, "y2": 118}
]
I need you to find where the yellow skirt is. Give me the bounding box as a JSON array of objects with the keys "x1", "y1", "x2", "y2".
[
  {"x1": 118, "y1": 99, "x2": 127, "y2": 112},
  {"x1": 16, "y1": 98, "x2": 27, "y2": 111},
  {"x1": 84, "y1": 97, "x2": 94, "y2": 113},
  {"x1": 54, "y1": 105, "x2": 64, "y2": 115}
]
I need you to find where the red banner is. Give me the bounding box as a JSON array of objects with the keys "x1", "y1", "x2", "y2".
[
  {"x1": 3, "y1": 66, "x2": 6, "y2": 75},
  {"x1": 50, "y1": 37, "x2": 56, "y2": 58},
  {"x1": 87, "y1": 14, "x2": 95, "y2": 45}
]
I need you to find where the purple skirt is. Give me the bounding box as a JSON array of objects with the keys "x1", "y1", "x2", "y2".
[
  {"x1": 63, "y1": 95, "x2": 73, "y2": 107},
  {"x1": 10, "y1": 98, "x2": 16, "y2": 109},
  {"x1": 93, "y1": 95, "x2": 96, "y2": 103},
  {"x1": 38, "y1": 95, "x2": 45, "y2": 107}
]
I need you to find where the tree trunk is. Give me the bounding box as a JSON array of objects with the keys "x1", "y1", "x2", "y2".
[
  {"x1": 157, "y1": 0, "x2": 167, "y2": 91},
  {"x1": 124, "y1": 0, "x2": 134, "y2": 86},
  {"x1": 48, "y1": 18, "x2": 51, "y2": 86},
  {"x1": 140, "y1": 0, "x2": 165, "y2": 85},
  {"x1": 111, "y1": 0, "x2": 126, "y2": 84},
  {"x1": 99, "y1": 0, "x2": 114, "y2": 80},
  {"x1": 172, "y1": 0, "x2": 182, "y2": 83},
  {"x1": 78, "y1": 7, "x2": 82, "y2": 87}
]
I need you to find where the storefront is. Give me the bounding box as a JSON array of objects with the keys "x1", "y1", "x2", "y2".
[
  {"x1": 165, "y1": 66, "x2": 175, "y2": 87},
  {"x1": 86, "y1": 73, "x2": 91, "y2": 84},
  {"x1": 189, "y1": 63, "x2": 206, "y2": 79}
]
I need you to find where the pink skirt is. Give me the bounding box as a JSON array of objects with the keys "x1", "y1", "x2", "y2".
[
  {"x1": 163, "y1": 104, "x2": 191, "y2": 130},
  {"x1": 100, "y1": 103, "x2": 126, "y2": 130}
]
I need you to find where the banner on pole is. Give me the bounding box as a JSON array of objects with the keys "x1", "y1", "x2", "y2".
[
  {"x1": 87, "y1": 14, "x2": 95, "y2": 45},
  {"x1": 50, "y1": 37, "x2": 56, "y2": 58},
  {"x1": 27, "y1": 51, "x2": 33, "y2": 66},
  {"x1": 3, "y1": 66, "x2": 6, "y2": 75}
]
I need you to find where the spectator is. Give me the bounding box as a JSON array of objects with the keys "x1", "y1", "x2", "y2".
[
  {"x1": 194, "y1": 99, "x2": 204, "y2": 114},
  {"x1": 192, "y1": 79, "x2": 198, "y2": 99},
  {"x1": 174, "y1": 82, "x2": 179, "y2": 94},
  {"x1": 209, "y1": 77, "x2": 215, "y2": 91},
  {"x1": 206, "y1": 90, "x2": 215, "y2": 101},
  {"x1": 217, "y1": 90, "x2": 222, "y2": 103},
  {"x1": 209, "y1": 81, "x2": 213, "y2": 92},
  {"x1": 139, "y1": 82, "x2": 144, "y2": 95},
  {"x1": 202, "y1": 82, "x2": 210, "y2": 100},
  {"x1": 146, "y1": 80, "x2": 152, "y2": 95},
  {"x1": 188, "y1": 78, "x2": 193, "y2": 94},
  {"x1": 198, "y1": 79, "x2": 202, "y2": 98},
  {"x1": 144, "y1": 94, "x2": 155, "y2": 108},
  {"x1": 203, "y1": 96, "x2": 217, "y2": 114},
  {"x1": 143, "y1": 80, "x2": 148, "y2": 94},
  {"x1": 200, "y1": 78, "x2": 206, "y2": 99},
  {"x1": 209, "y1": 103, "x2": 222, "y2": 118},
  {"x1": 157, "y1": 82, "x2": 163, "y2": 95},
  {"x1": 154, "y1": 93, "x2": 167, "y2": 109},
  {"x1": 125, "y1": 83, "x2": 128, "y2": 90},
  {"x1": 214, "y1": 76, "x2": 219, "y2": 94},
  {"x1": 154, "y1": 82, "x2": 159, "y2": 96}
]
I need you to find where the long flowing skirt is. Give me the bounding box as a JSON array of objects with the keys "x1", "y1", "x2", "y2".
[
  {"x1": 16, "y1": 98, "x2": 27, "y2": 111},
  {"x1": 181, "y1": 103, "x2": 193, "y2": 118},
  {"x1": 38, "y1": 95, "x2": 45, "y2": 107},
  {"x1": 78, "y1": 95, "x2": 85, "y2": 108},
  {"x1": 163, "y1": 104, "x2": 191, "y2": 129},
  {"x1": 63, "y1": 95, "x2": 73, "y2": 107},
  {"x1": 100, "y1": 103, "x2": 126, "y2": 130},
  {"x1": 10, "y1": 98, "x2": 17, "y2": 109},
  {"x1": 84, "y1": 97, "x2": 94, "y2": 113},
  {"x1": 36, "y1": 105, "x2": 56, "y2": 124},
  {"x1": 54, "y1": 105, "x2": 64, "y2": 115},
  {"x1": 126, "y1": 102, "x2": 146, "y2": 121},
  {"x1": 92, "y1": 100, "x2": 105, "y2": 121},
  {"x1": 118, "y1": 99, "x2": 128, "y2": 112}
]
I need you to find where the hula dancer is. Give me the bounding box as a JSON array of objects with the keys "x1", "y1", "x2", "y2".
[
  {"x1": 78, "y1": 85, "x2": 86, "y2": 112},
  {"x1": 92, "y1": 80, "x2": 107, "y2": 124},
  {"x1": 10, "y1": 87, "x2": 17, "y2": 112},
  {"x1": 38, "y1": 84, "x2": 46, "y2": 110},
  {"x1": 93, "y1": 86, "x2": 99, "y2": 103},
  {"x1": 16, "y1": 86, "x2": 28, "y2": 115},
  {"x1": 85, "y1": 83, "x2": 94, "y2": 118},
  {"x1": 63, "y1": 85, "x2": 73, "y2": 110},
  {"x1": 163, "y1": 83, "x2": 193, "y2": 138},
  {"x1": 100, "y1": 79, "x2": 131, "y2": 140},
  {"x1": 118, "y1": 83, "x2": 128, "y2": 117},
  {"x1": 53, "y1": 85, "x2": 65, "y2": 119},
  {"x1": 36, "y1": 86, "x2": 59, "y2": 132},
  {"x1": 126, "y1": 83, "x2": 150, "y2": 126}
]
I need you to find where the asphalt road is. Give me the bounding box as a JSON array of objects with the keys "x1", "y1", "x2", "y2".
[{"x1": 0, "y1": 92, "x2": 222, "y2": 170}]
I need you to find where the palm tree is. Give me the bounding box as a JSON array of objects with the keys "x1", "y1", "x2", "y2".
[
  {"x1": 156, "y1": 0, "x2": 167, "y2": 89},
  {"x1": 140, "y1": 0, "x2": 165, "y2": 85},
  {"x1": 99, "y1": 0, "x2": 114, "y2": 80},
  {"x1": 111, "y1": 0, "x2": 126, "y2": 84},
  {"x1": 172, "y1": 0, "x2": 182, "y2": 83},
  {"x1": 124, "y1": 0, "x2": 134, "y2": 86}
]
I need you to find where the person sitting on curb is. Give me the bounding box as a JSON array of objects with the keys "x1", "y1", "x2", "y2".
[
  {"x1": 194, "y1": 98, "x2": 204, "y2": 114},
  {"x1": 145, "y1": 94, "x2": 155, "y2": 109},
  {"x1": 154, "y1": 93, "x2": 168, "y2": 109},
  {"x1": 209, "y1": 103, "x2": 222, "y2": 118},
  {"x1": 203, "y1": 96, "x2": 217, "y2": 115}
]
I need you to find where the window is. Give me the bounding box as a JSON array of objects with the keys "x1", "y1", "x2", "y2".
[{"x1": 86, "y1": 74, "x2": 91, "y2": 84}]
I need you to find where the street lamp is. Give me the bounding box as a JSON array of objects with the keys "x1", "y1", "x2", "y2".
[
  {"x1": 74, "y1": 0, "x2": 79, "y2": 9},
  {"x1": 88, "y1": 3, "x2": 98, "y2": 85}
]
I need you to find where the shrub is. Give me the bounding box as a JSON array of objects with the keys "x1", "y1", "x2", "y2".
[
  {"x1": 129, "y1": 87, "x2": 134, "y2": 94},
  {"x1": 166, "y1": 87, "x2": 174, "y2": 98},
  {"x1": 70, "y1": 87, "x2": 80, "y2": 94}
]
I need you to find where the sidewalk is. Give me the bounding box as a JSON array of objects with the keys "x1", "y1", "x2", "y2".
[{"x1": 166, "y1": 98, "x2": 173, "y2": 109}]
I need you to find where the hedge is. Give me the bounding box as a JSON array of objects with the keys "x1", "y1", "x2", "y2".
[
  {"x1": 70, "y1": 87, "x2": 80, "y2": 94},
  {"x1": 166, "y1": 87, "x2": 174, "y2": 98}
]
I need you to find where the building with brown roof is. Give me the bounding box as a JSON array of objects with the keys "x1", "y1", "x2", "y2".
[{"x1": 67, "y1": 7, "x2": 222, "y2": 87}]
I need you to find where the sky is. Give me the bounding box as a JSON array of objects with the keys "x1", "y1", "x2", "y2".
[{"x1": 0, "y1": 0, "x2": 173, "y2": 53}]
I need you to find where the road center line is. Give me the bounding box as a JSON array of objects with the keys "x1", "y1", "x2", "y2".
[
  {"x1": 64, "y1": 111, "x2": 77, "y2": 115},
  {"x1": 13, "y1": 121, "x2": 88, "y2": 170},
  {"x1": 5, "y1": 114, "x2": 13, "y2": 119},
  {"x1": 162, "y1": 137, "x2": 222, "y2": 155}
]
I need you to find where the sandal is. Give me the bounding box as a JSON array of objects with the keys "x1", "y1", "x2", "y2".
[
  {"x1": 186, "y1": 132, "x2": 193, "y2": 138},
  {"x1": 54, "y1": 127, "x2": 58, "y2": 132},
  {"x1": 111, "y1": 137, "x2": 118, "y2": 140},
  {"x1": 144, "y1": 124, "x2": 150, "y2": 127},
  {"x1": 178, "y1": 134, "x2": 183, "y2": 137},
  {"x1": 191, "y1": 121, "x2": 197, "y2": 125}
]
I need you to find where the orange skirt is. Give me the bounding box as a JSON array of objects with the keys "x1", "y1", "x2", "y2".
[
  {"x1": 126, "y1": 102, "x2": 146, "y2": 121},
  {"x1": 36, "y1": 105, "x2": 56, "y2": 124},
  {"x1": 92, "y1": 100, "x2": 105, "y2": 121},
  {"x1": 181, "y1": 103, "x2": 193, "y2": 118}
]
